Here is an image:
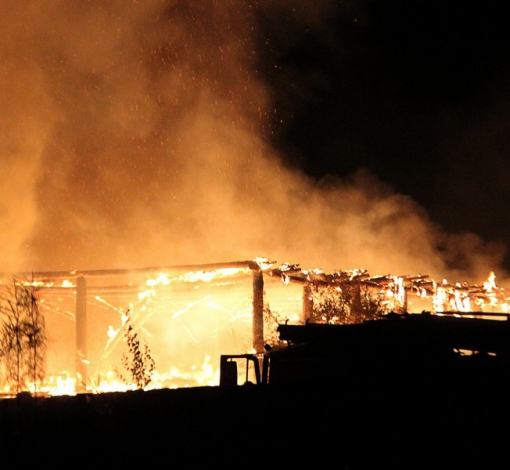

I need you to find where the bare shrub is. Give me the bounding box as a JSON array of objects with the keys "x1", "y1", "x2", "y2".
[
  {"x1": 115, "y1": 308, "x2": 156, "y2": 390},
  {"x1": 0, "y1": 276, "x2": 47, "y2": 395},
  {"x1": 310, "y1": 282, "x2": 388, "y2": 325}
]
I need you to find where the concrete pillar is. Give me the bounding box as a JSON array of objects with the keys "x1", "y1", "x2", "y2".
[{"x1": 75, "y1": 276, "x2": 87, "y2": 392}]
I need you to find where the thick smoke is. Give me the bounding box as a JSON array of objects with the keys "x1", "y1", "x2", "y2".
[{"x1": 0, "y1": 1, "x2": 506, "y2": 285}]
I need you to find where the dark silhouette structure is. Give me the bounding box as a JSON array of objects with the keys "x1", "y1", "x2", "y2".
[{"x1": 2, "y1": 311, "x2": 510, "y2": 468}]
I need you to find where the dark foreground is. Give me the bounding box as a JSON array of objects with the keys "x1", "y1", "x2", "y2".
[{"x1": 1, "y1": 373, "x2": 509, "y2": 469}]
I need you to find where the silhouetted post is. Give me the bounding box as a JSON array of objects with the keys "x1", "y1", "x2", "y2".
[
  {"x1": 75, "y1": 276, "x2": 87, "y2": 391},
  {"x1": 251, "y1": 264, "x2": 264, "y2": 353},
  {"x1": 302, "y1": 283, "x2": 313, "y2": 323}
]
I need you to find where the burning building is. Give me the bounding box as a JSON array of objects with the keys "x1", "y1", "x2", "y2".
[{"x1": 0, "y1": 257, "x2": 507, "y2": 397}]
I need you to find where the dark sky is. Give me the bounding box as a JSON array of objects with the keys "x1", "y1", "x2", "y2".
[
  {"x1": 2, "y1": 1, "x2": 510, "y2": 284},
  {"x1": 260, "y1": 1, "x2": 510, "y2": 272}
]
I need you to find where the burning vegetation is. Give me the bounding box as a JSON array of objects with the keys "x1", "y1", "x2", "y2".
[{"x1": 0, "y1": 258, "x2": 508, "y2": 397}]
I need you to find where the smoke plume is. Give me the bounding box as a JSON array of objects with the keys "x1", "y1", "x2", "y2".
[{"x1": 0, "y1": 1, "x2": 506, "y2": 285}]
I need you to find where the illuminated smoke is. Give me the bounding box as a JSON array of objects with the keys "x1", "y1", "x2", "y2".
[{"x1": 0, "y1": 1, "x2": 506, "y2": 285}]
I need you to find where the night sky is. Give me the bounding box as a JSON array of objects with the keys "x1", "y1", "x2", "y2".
[
  {"x1": 261, "y1": 1, "x2": 510, "y2": 274},
  {"x1": 2, "y1": 1, "x2": 510, "y2": 285}
]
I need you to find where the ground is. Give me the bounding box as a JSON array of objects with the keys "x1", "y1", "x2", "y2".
[{"x1": 0, "y1": 374, "x2": 508, "y2": 468}]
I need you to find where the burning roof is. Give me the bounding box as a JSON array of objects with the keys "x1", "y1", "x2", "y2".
[{"x1": 265, "y1": 260, "x2": 509, "y2": 315}]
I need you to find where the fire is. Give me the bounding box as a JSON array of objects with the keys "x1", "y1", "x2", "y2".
[
  {"x1": 484, "y1": 271, "x2": 497, "y2": 291},
  {"x1": 0, "y1": 261, "x2": 509, "y2": 398}
]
